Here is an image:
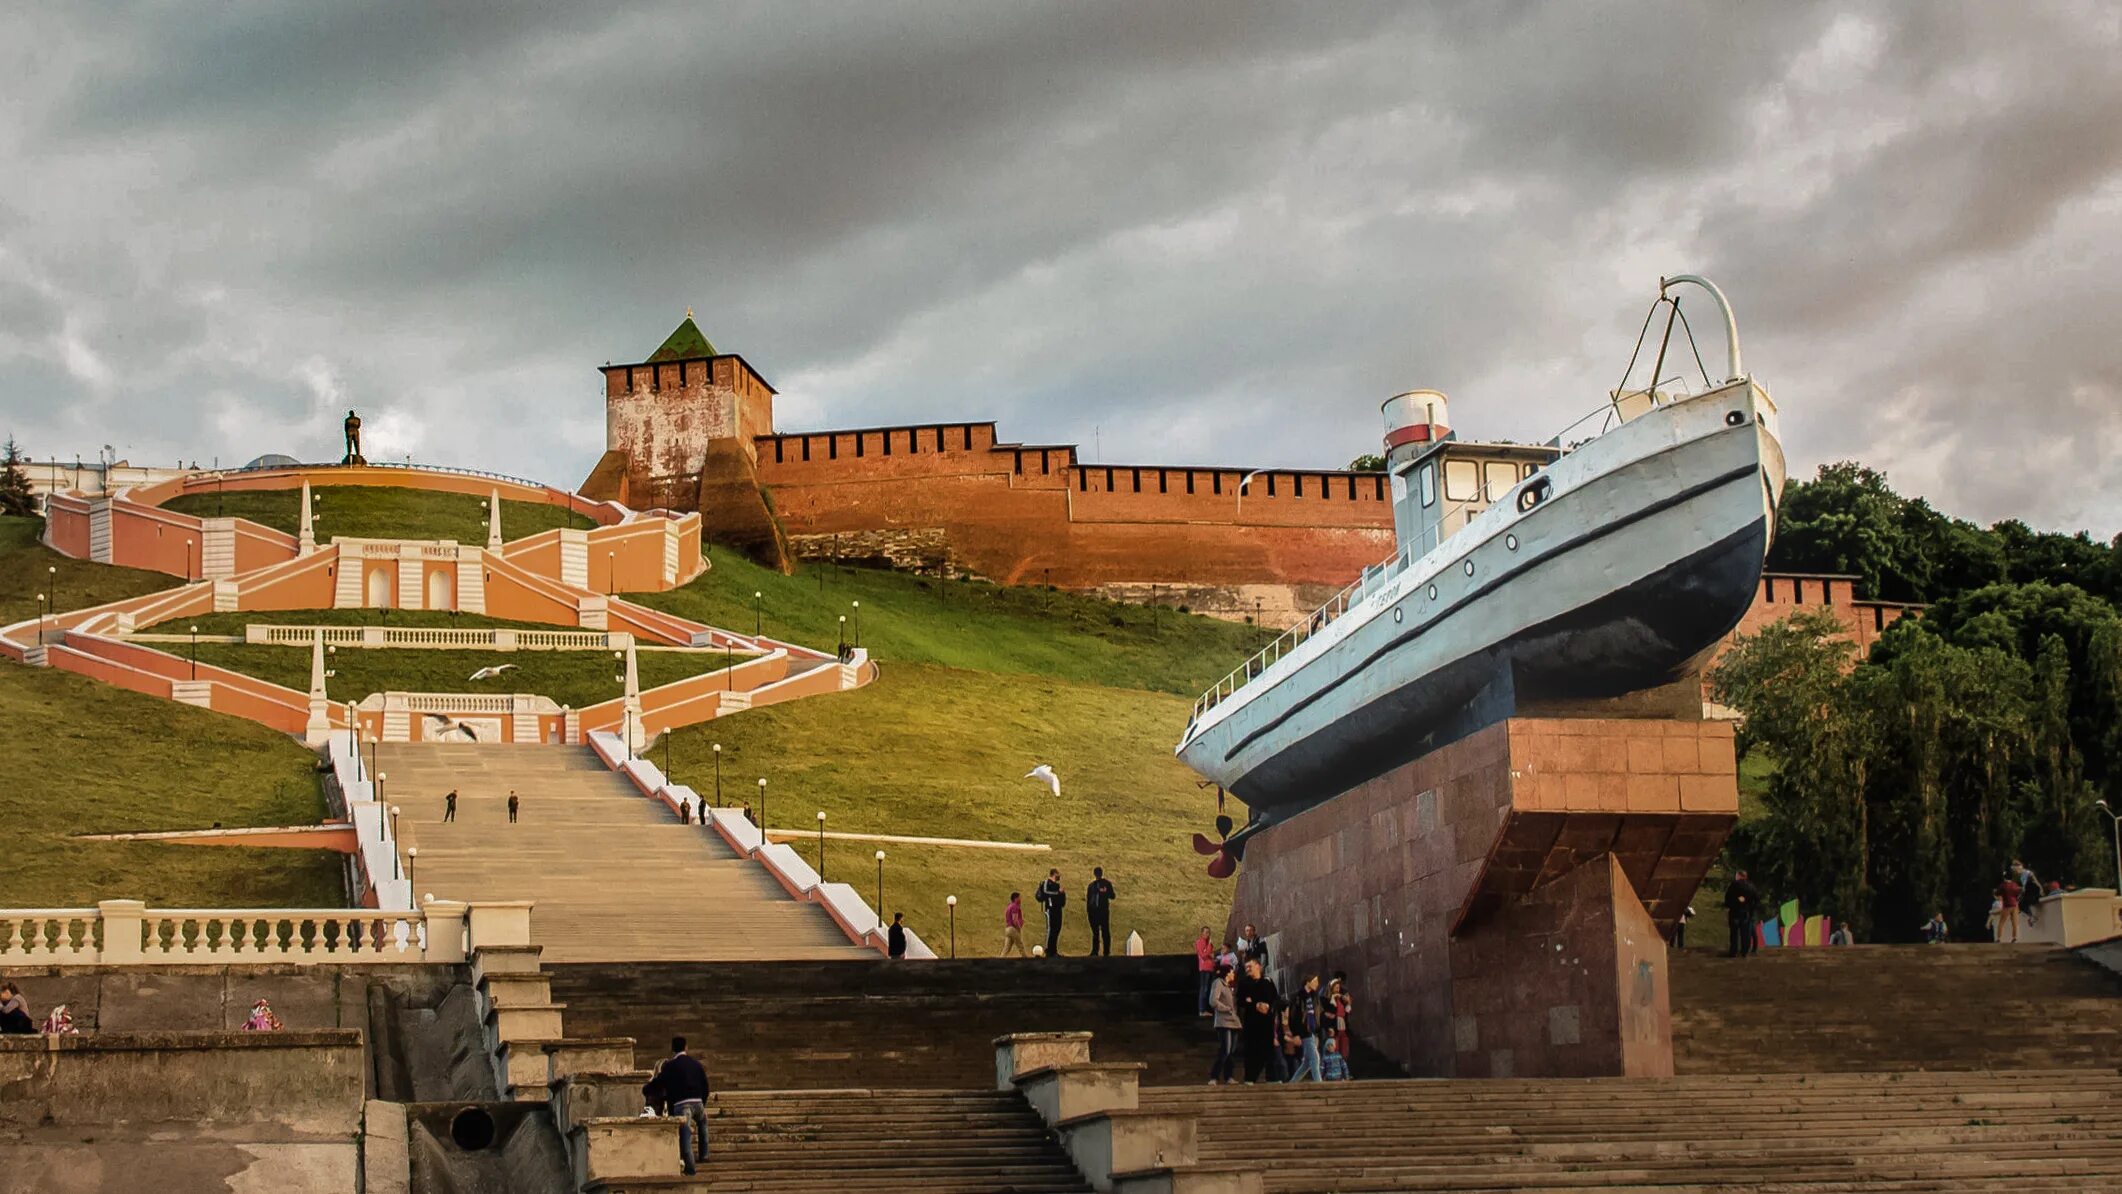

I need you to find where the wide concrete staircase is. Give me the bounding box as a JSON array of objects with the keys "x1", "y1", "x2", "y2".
[
  {"x1": 1141, "y1": 1070, "x2": 2122, "y2": 1192},
  {"x1": 545, "y1": 957, "x2": 1405, "y2": 1085},
  {"x1": 1671, "y1": 944, "x2": 2122, "y2": 1074},
  {"x1": 375, "y1": 743, "x2": 866, "y2": 963}
]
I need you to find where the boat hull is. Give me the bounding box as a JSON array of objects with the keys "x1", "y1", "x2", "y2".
[{"x1": 1178, "y1": 382, "x2": 1779, "y2": 827}]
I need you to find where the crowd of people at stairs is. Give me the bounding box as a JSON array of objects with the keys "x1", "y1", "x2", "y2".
[
  {"x1": 0, "y1": 982, "x2": 278, "y2": 1035},
  {"x1": 1716, "y1": 856, "x2": 2078, "y2": 955},
  {"x1": 1196, "y1": 926, "x2": 1354, "y2": 1085}
]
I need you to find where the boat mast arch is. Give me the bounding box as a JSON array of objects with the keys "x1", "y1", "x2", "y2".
[{"x1": 1659, "y1": 274, "x2": 1742, "y2": 382}]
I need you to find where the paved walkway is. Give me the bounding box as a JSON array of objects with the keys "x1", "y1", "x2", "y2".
[{"x1": 376, "y1": 742, "x2": 865, "y2": 962}]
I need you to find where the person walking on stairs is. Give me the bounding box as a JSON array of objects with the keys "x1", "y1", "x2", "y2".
[
  {"x1": 443, "y1": 790, "x2": 457, "y2": 822},
  {"x1": 1723, "y1": 870, "x2": 1760, "y2": 958},
  {"x1": 507, "y1": 791, "x2": 520, "y2": 824},
  {"x1": 1085, "y1": 867, "x2": 1117, "y2": 956},
  {"x1": 1207, "y1": 963, "x2": 1241, "y2": 1084},
  {"x1": 1235, "y1": 958, "x2": 1279, "y2": 1084},
  {"x1": 1036, "y1": 869, "x2": 1066, "y2": 957},
  {"x1": 887, "y1": 912, "x2": 907, "y2": 959},
  {"x1": 1286, "y1": 975, "x2": 1325, "y2": 1082},
  {"x1": 1195, "y1": 927, "x2": 1217, "y2": 1016},
  {"x1": 650, "y1": 1036, "x2": 711, "y2": 1176},
  {"x1": 1003, "y1": 892, "x2": 1026, "y2": 957}
]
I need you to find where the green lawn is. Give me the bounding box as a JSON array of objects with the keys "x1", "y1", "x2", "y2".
[
  {"x1": 642, "y1": 551, "x2": 1272, "y2": 696},
  {"x1": 161, "y1": 484, "x2": 594, "y2": 544},
  {"x1": 0, "y1": 515, "x2": 178, "y2": 627},
  {"x1": 187, "y1": 641, "x2": 752, "y2": 707},
  {"x1": 664, "y1": 662, "x2": 1237, "y2": 956},
  {"x1": 0, "y1": 661, "x2": 343, "y2": 907}
]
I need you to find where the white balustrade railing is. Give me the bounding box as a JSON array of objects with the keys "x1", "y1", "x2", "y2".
[
  {"x1": 405, "y1": 693, "x2": 517, "y2": 714},
  {"x1": 0, "y1": 898, "x2": 506, "y2": 966},
  {"x1": 242, "y1": 624, "x2": 617, "y2": 651}
]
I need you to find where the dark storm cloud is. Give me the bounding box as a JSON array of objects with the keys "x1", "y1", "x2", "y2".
[{"x1": 1, "y1": 1, "x2": 2116, "y2": 534}]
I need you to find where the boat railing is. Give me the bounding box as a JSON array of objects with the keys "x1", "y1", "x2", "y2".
[{"x1": 1185, "y1": 391, "x2": 1675, "y2": 731}]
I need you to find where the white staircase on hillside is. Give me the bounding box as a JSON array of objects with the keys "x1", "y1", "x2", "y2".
[
  {"x1": 662, "y1": 525, "x2": 679, "y2": 587},
  {"x1": 199, "y1": 519, "x2": 237, "y2": 579},
  {"x1": 558, "y1": 530, "x2": 590, "y2": 591},
  {"x1": 170, "y1": 680, "x2": 213, "y2": 709},
  {"x1": 87, "y1": 500, "x2": 113, "y2": 564},
  {"x1": 333, "y1": 551, "x2": 363, "y2": 608},
  {"x1": 457, "y1": 555, "x2": 487, "y2": 615},
  {"x1": 375, "y1": 743, "x2": 867, "y2": 962}
]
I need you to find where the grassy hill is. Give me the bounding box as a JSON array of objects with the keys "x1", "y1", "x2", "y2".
[
  {"x1": 161, "y1": 484, "x2": 593, "y2": 544},
  {"x1": 663, "y1": 662, "x2": 1238, "y2": 957},
  {"x1": 0, "y1": 516, "x2": 178, "y2": 626},
  {"x1": 644, "y1": 549, "x2": 1270, "y2": 696},
  {"x1": 0, "y1": 659, "x2": 342, "y2": 908},
  {"x1": 642, "y1": 551, "x2": 1272, "y2": 953}
]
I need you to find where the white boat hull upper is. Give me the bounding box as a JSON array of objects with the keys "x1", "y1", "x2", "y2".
[{"x1": 1176, "y1": 380, "x2": 1784, "y2": 827}]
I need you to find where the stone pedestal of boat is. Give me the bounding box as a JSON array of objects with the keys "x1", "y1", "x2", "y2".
[{"x1": 1227, "y1": 715, "x2": 1738, "y2": 1079}]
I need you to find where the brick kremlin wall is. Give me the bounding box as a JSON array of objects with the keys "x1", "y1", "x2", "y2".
[{"x1": 751, "y1": 421, "x2": 1396, "y2": 603}]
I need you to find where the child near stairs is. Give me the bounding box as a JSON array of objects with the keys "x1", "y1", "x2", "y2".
[{"x1": 1320, "y1": 1034, "x2": 1351, "y2": 1081}]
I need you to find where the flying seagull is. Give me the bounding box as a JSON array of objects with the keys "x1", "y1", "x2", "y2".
[
  {"x1": 1024, "y1": 764, "x2": 1060, "y2": 797},
  {"x1": 423, "y1": 714, "x2": 481, "y2": 742},
  {"x1": 468, "y1": 664, "x2": 518, "y2": 682}
]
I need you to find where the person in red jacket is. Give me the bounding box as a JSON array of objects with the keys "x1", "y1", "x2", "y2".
[
  {"x1": 1994, "y1": 872, "x2": 2022, "y2": 942},
  {"x1": 1194, "y1": 927, "x2": 1216, "y2": 1016},
  {"x1": 1002, "y1": 892, "x2": 1026, "y2": 957}
]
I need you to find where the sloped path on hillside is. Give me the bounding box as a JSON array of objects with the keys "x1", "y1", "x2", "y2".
[{"x1": 379, "y1": 742, "x2": 866, "y2": 962}]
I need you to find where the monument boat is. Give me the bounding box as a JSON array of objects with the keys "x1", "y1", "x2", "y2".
[{"x1": 1177, "y1": 275, "x2": 1785, "y2": 830}]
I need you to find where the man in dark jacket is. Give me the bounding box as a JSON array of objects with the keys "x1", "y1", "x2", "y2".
[
  {"x1": 1085, "y1": 867, "x2": 1117, "y2": 956},
  {"x1": 887, "y1": 912, "x2": 908, "y2": 959},
  {"x1": 1234, "y1": 958, "x2": 1280, "y2": 1084},
  {"x1": 648, "y1": 1036, "x2": 711, "y2": 1175},
  {"x1": 1036, "y1": 869, "x2": 1066, "y2": 957},
  {"x1": 1724, "y1": 870, "x2": 1761, "y2": 959}
]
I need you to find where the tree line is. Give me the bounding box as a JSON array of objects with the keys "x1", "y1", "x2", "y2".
[{"x1": 1712, "y1": 463, "x2": 2122, "y2": 942}]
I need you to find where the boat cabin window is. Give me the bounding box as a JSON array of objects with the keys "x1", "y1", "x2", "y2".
[
  {"x1": 1443, "y1": 459, "x2": 1481, "y2": 504},
  {"x1": 1483, "y1": 461, "x2": 1517, "y2": 501},
  {"x1": 1418, "y1": 463, "x2": 1436, "y2": 508}
]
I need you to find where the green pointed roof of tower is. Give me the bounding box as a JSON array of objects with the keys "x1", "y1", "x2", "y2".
[{"x1": 647, "y1": 312, "x2": 717, "y2": 362}]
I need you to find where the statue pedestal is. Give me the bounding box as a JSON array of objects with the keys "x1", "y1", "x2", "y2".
[{"x1": 1228, "y1": 716, "x2": 1738, "y2": 1078}]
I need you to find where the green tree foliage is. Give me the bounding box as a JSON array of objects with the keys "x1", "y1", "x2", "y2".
[
  {"x1": 0, "y1": 437, "x2": 36, "y2": 518},
  {"x1": 1722, "y1": 461, "x2": 2122, "y2": 938},
  {"x1": 1346, "y1": 453, "x2": 1386, "y2": 472},
  {"x1": 1767, "y1": 461, "x2": 2119, "y2": 606}
]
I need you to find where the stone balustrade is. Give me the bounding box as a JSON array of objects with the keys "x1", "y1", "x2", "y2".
[
  {"x1": 0, "y1": 898, "x2": 504, "y2": 965},
  {"x1": 241, "y1": 624, "x2": 628, "y2": 651}
]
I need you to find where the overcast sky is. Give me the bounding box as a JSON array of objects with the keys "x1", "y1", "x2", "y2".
[{"x1": 3, "y1": 3, "x2": 2118, "y2": 535}]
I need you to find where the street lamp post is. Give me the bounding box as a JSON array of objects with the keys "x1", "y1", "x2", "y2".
[
  {"x1": 754, "y1": 590, "x2": 764, "y2": 637},
  {"x1": 946, "y1": 895, "x2": 957, "y2": 959},
  {"x1": 851, "y1": 600, "x2": 862, "y2": 648},
  {"x1": 757, "y1": 778, "x2": 768, "y2": 843},
  {"x1": 407, "y1": 847, "x2": 418, "y2": 890},
  {"x1": 2097, "y1": 801, "x2": 2122, "y2": 889},
  {"x1": 725, "y1": 641, "x2": 733, "y2": 691},
  {"x1": 389, "y1": 802, "x2": 400, "y2": 849},
  {"x1": 35, "y1": 592, "x2": 46, "y2": 645},
  {"x1": 189, "y1": 625, "x2": 199, "y2": 680},
  {"x1": 837, "y1": 615, "x2": 847, "y2": 659},
  {"x1": 713, "y1": 743, "x2": 722, "y2": 803},
  {"x1": 874, "y1": 849, "x2": 886, "y2": 915},
  {"x1": 47, "y1": 565, "x2": 56, "y2": 619},
  {"x1": 816, "y1": 811, "x2": 827, "y2": 878},
  {"x1": 348, "y1": 704, "x2": 362, "y2": 780}
]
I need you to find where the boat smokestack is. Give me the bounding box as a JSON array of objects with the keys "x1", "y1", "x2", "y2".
[{"x1": 1381, "y1": 389, "x2": 1450, "y2": 469}]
